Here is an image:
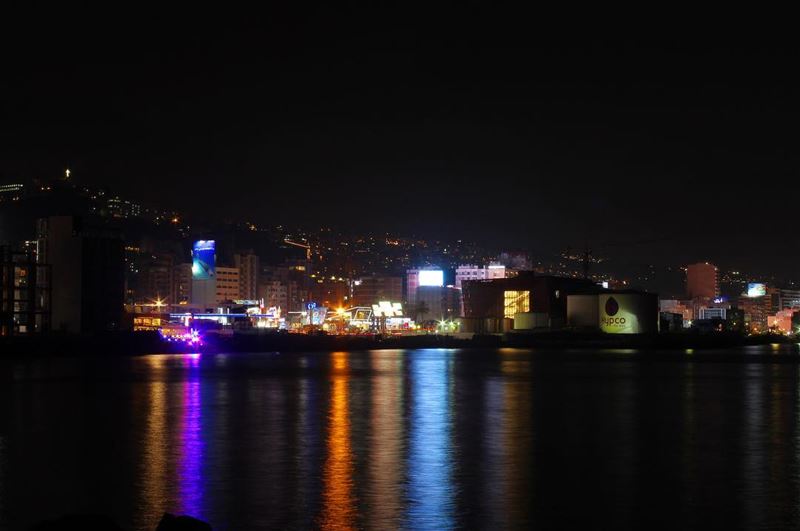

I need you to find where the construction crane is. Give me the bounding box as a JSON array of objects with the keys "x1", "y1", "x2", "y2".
[{"x1": 284, "y1": 239, "x2": 312, "y2": 260}]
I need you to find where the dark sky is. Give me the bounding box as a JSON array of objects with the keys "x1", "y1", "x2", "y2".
[{"x1": 1, "y1": 8, "x2": 797, "y2": 276}]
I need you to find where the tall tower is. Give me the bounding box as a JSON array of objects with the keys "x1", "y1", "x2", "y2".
[
  {"x1": 191, "y1": 240, "x2": 217, "y2": 311},
  {"x1": 686, "y1": 262, "x2": 719, "y2": 299}
]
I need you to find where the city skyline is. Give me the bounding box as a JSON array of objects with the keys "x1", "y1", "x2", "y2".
[{"x1": 5, "y1": 13, "x2": 800, "y2": 531}]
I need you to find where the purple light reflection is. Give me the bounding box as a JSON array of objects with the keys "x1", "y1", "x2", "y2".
[{"x1": 177, "y1": 354, "x2": 204, "y2": 519}]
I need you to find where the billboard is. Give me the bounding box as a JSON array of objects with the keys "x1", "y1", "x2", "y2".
[
  {"x1": 598, "y1": 294, "x2": 655, "y2": 334},
  {"x1": 192, "y1": 240, "x2": 216, "y2": 280},
  {"x1": 372, "y1": 301, "x2": 403, "y2": 317},
  {"x1": 418, "y1": 270, "x2": 444, "y2": 287},
  {"x1": 747, "y1": 283, "x2": 766, "y2": 298}
]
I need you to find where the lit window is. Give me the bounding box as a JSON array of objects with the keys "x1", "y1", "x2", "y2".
[{"x1": 503, "y1": 290, "x2": 530, "y2": 318}]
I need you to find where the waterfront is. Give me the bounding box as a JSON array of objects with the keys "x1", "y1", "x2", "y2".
[{"x1": 3, "y1": 346, "x2": 800, "y2": 530}]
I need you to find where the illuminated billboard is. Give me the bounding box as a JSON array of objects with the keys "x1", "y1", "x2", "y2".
[
  {"x1": 372, "y1": 301, "x2": 403, "y2": 317},
  {"x1": 747, "y1": 283, "x2": 766, "y2": 298},
  {"x1": 418, "y1": 270, "x2": 444, "y2": 287},
  {"x1": 192, "y1": 240, "x2": 216, "y2": 280},
  {"x1": 598, "y1": 294, "x2": 649, "y2": 334}
]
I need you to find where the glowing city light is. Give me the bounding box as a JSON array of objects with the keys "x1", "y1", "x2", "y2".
[{"x1": 418, "y1": 270, "x2": 444, "y2": 287}]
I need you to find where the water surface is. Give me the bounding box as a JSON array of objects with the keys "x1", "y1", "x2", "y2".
[{"x1": 2, "y1": 347, "x2": 800, "y2": 530}]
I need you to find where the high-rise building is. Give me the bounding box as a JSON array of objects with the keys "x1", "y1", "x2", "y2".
[
  {"x1": 141, "y1": 254, "x2": 174, "y2": 305},
  {"x1": 215, "y1": 266, "x2": 240, "y2": 303},
  {"x1": 353, "y1": 276, "x2": 402, "y2": 307},
  {"x1": 778, "y1": 288, "x2": 800, "y2": 310},
  {"x1": 1, "y1": 245, "x2": 50, "y2": 335},
  {"x1": 234, "y1": 252, "x2": 260, "y2": 300},
  {"x1": 259, "y1": 280, "x2": 288, "y2": 311},
  {"x1": 737, "y1": 294, "x2": 770, "y2": 332},
  {"x1": 406, "y1": 268, "x2": 444, "y2": 306},
  {"x1": 686, "y1": 262, "x2": 719, "y2": 299},
  {"x1": 191, "y1": 240, "x2": 217, "y2": 311},
  {"x1": 36, "y1": 215, "x2": 124, "y2": 333},
  {"x1": 259, "y1": 263, "x2": 312, "y2": 312},
  {"x1": 172, "y1": 263, "x2": 192, "y2": 307}
]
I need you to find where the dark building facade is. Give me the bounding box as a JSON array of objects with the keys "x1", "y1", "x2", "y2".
[
  {"x1": 415, "y1": 285, "x2": 460, "y2": 322},
  {"x1": 462, "y1": 273, "x2": 597, "y2": 328},
  {"x1": 352, "y1": 276, "x2": 403, "y2": 307},
  {"x1": 37, "y1": 216, "x2": 125, "y2": 333},
  {"x1": 1, "y1": 246, "x2": 51, "y2": 335}
]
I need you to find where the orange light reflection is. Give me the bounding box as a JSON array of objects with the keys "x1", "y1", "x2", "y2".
[{"x1": 320, "y1": 352, "x2": 356, "y2": 530}]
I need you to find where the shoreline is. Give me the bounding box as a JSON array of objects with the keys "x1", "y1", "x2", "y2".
[{"x1": 0, "y1": 330, "x2": 796, "y2": 358}]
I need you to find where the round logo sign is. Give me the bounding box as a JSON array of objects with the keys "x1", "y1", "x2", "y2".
[{"x1": 605, "y1": 297, "x2": 619, "y2": 316}]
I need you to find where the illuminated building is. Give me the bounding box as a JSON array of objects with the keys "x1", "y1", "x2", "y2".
[
  {"x1": 406, "y1": 268, "x2": 444, "y2": 307},
  {"x1": 1, "y1": 246, "x2": 51, "y2": 335},
  {"x1": 737, "y1": 294, "x2": 770, "y2": 332},
  {"x1": 310, "y1": 276, "x2": 349, "y2": 308},
  {"x1": 768, "y1": 309, "x2": 797, "y2": 334},
  {"x1": 215, "y1": 266, "x2": 240, "y2": 303},
  {"x1": 259, "y1": 264, "x2": 311, "y2": 312},
  {"x1": 36, "y1": 215, "x2": 125, "y2": 333},
  {"x1": 699, "y1": 307, "x2": 727, "y2": 320},
  {"x1": 352, "y1": 276, "x2": 402, "y2": 307},
  {"x1": 259, "y1": 280, "x2": 288, "y2": 312},
  {"x1": 686, "y1": 262, "x2": 719, "y2": 299},
  {"x1": 462, "y1": 273, "x2": 595, "y2": 331},
  {"x1": 455, "y1": 263, "x2": 506, "y2": 289},
  {"x1": 106, "y1": 196, "x2": 141, "y2": 218},
  {"x1": 132, "y1": 314, "x2": 166, "y2": 331},
  {"x1": 0, "y1": 183, "x2": 25, "y2": 202},
  {"x1": 777, "y1": 288, "x2": 800, "y2": 310},
  {"x1": 234, "y1": 252, "x2": 259, "y2": 300}
]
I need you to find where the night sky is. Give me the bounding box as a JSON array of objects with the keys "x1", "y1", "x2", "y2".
[{"x1": 1, "y1": 9, "x2": 797, "y2": 276}]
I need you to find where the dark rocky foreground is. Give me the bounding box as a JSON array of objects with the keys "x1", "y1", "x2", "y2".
[{"x1": 29, "y1": 512, "x2": 210, "y2": 530}]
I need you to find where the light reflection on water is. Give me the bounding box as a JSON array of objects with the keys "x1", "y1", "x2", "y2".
[
  {"x1": 319, "y1": 352, "x2": 356, "y2": 529},
  {"x1": 176, "y1": 354, "x2": 204, "y2": 519},
  {"x1": 4, "y1": 347, "x2": 800, "y2": 529},
  {"x1": 404, "y1": 351, "x2": 455, "y2": 530},
  {"x1": 366, "y1": 351, "x2": 404, "y2": 529},
  {"x1": 137, "y1": 357, "x2": 168, "y2": 530}
]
